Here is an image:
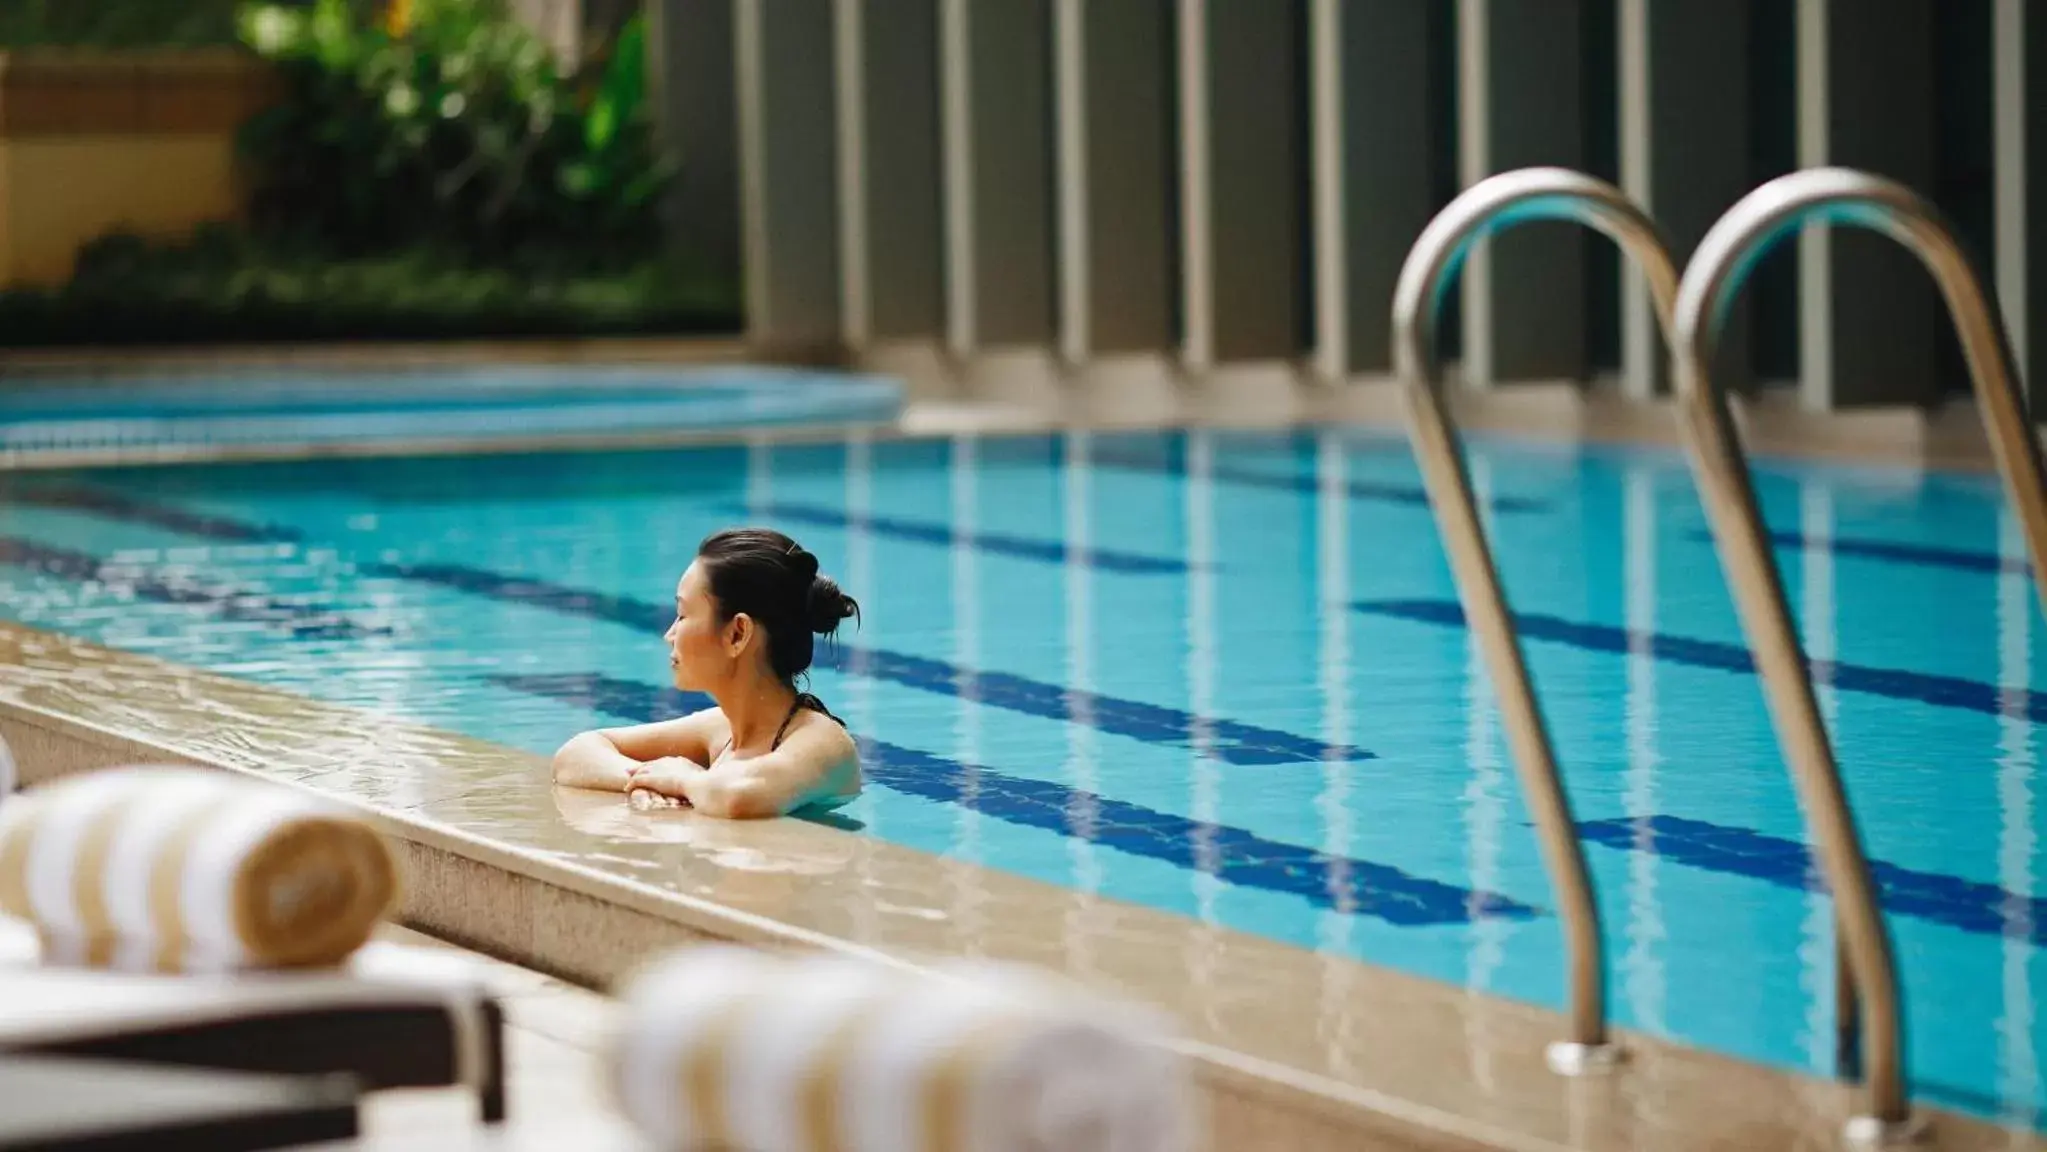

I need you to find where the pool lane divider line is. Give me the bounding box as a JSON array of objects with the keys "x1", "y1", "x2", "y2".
[
  {"x1": 1, "y1": 484, "x2": 1374, "y2": 766},
  {"x1": 1353, "y1": 598, "x2": 2046, "y2": 724},
  {"x1": 493, "y1": 671, "x2": 1539, "y2": 928},
  {"x1": 1578, "y1": 814, "x2": 2047, "y2": 945},
  {"x1": 719, "y1": 501, "x2": 1197, "y2": 575},
  {"x1": 1687, "y1": 528, "x2": 2032, "y2": 577}
]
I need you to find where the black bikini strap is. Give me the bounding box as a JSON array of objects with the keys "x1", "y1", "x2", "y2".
[{"x1": 772, "y1": 692, "x2": 843, "y2": 749}]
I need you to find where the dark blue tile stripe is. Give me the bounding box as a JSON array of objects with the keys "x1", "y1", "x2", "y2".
[
  {"x1": 402, "y1": 561, "x2": 1371, "y2": 765},
  {"x1": 1353, "y1": 598, "x2": 2046, "y2": 724},
  {"x1": 6, "y1": 484, "x2": 1372, "y2": 766},
  {"x1": 1690, "y1": 528, "x2": 2031, "y2": 577},
  {"x1": 495, "y1": 671, "x2": 1538, "y2": 926},
  {"x1": 1087, "y1": 449, "x2": 1551, "y2": 514},
  {"x1": 723, "y1": 500, "x2": 1193, "y2": 574},
  {"x1": 0, "y1": 536, "x2": 387, "y2": 641},
  {"x1": 1579, "y1": 814, "x2": 2047, "y2": 945},
  {"x1": 10, "y1": 485, "x2": 296, "y2": 544}
]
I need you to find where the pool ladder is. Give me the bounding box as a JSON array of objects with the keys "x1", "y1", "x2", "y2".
[{"x1": 1392, "y1": 166, "x2": 2047, "y2": 1148}]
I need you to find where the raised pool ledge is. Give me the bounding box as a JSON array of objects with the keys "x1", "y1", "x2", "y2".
[{"x1": 0, "y1": 618, "x2": 2033, "y2": 1152}]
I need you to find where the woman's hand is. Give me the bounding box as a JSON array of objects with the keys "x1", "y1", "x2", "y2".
[{"x1": 623, "y1": 756, "x2": 706, "y2": 807}]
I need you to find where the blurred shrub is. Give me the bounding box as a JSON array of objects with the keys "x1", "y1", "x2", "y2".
[
  {"x1": 0, "y1": 0, "x2": 243, "y2": 48},
  {"x1": 0, "y1": 0, "x2": 736, "y2": 344},
  {"x1": 0, "y1": 223, "x2": 736, "y2": 346},
  {"x1": 236, "y1": 0, "x2": 669, "y2": 272}
]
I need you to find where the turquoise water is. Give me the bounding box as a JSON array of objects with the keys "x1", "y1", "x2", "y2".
[
  {"x1": 0, "y1": 365, "x2": 903, "y2": 455},
  {"x1": 0, "y1": 426, "x2": 2041, "y2": 1125}
]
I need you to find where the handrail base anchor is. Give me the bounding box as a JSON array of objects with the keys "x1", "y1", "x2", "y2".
[
  {"x1": 1544, "y1": 1040, "x2": 1625, "y2": 1077},
  {"x1": 1842, "y1": 1113, "x2": 1927, "y2": 1150}
]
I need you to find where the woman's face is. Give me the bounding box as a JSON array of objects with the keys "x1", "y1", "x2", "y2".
[{"x1": 666, "y1": 562, "x2": 738, "y2": 692}]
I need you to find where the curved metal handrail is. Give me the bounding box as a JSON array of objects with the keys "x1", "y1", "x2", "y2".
[
  {"x1": 1672, "y1": 167, "x2": 2047, "y2": 1143},
  {"x1": 1392, "y1": 167, "x2": 1683, "y2": 1071}
]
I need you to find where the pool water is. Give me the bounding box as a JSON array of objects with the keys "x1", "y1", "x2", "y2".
[
  {"x1": 0, "y1": 426, "x2": 2041, "y2": 1126},
  {"x1": 0, "y1": 365, "x2": 904, "y2": 457}
]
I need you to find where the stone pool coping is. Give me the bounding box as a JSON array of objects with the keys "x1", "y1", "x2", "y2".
[{"x1": 0, "y1": 618, "x2": 2036, "y2": 1151}]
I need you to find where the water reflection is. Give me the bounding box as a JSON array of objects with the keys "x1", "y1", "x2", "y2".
[
  {"x1": 1063, "y1": 430, "x2": 1111, "y2": 980},
  {"x1": 1796, "y1": 480, "x2": 1838, "y2": 1072},
  {"x1": 1314, "y1": 430, "x2": 1361, "y2": 1076},
  {"x1": 1621, "y1": 458, "x2": 1666, "y2": 1034},
  {"x1": 843, "y1": 434, "x2": 880, "y2": 945},
  {"x1": 1999, "y1": 502, "x2": 2041, "y2": 1123},
  {"x1": 1185, "y1": 429, "x2": 1224, "y2": 1028},
  {"x1": 949, "y1": 434, "x2": 988, "y2": 952},
  {"x1": 550, "y1": 786, "x2": 856, "y2": 875},
  {"x1": 1463, "y1": 453, "x2": 1505, "y2": 1090}
]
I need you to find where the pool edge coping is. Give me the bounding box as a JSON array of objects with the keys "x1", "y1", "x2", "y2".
[{"x1": 0, "y1": 618, "x2": 2038, "y2": 1152}]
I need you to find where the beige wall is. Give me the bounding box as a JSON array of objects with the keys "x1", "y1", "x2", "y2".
[
  {"x1": 0, "y1": 50, "x2": 273, "y2": 289},
  {"x1": 0, "y1": 136, "x2": 243, "y2": 286}
]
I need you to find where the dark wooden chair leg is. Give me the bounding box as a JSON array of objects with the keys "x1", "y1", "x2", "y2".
[{"x1": 476, "y1": 999, "x2": 508, "y2": 1125}]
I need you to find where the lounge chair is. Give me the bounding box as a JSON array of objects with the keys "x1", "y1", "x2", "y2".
[
  {"x1": 0, "y1": 1054, "x2": 362, "y2": 1151},
  {"x1": 0, "y1": 921, "x2": 508, "y2": 1123}
]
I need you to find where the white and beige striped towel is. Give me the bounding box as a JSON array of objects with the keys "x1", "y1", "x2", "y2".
[
  {"x1": 0, "y1": 765, "x2": 398, "y2": 973},
  {"x1": 612, "y1": 947, "x2": 1195, "y2": 1152},
  {"x1": 0, "y1": 733, "x2": 15, "y2": 800}
]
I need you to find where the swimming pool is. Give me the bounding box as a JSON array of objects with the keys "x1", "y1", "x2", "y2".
[
  {"x1": 0, "y1": 364, "x2": 904, "y2": 461},
  {"x1": 0, "y1": 425, "x2": 2039, "y2": 1127}
]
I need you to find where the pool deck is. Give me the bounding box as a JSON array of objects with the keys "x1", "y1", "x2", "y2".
[{"x1": 1, "y1": 618, "x2": 2039, "y2": 1151}]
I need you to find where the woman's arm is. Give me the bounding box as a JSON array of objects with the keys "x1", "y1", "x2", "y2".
[
  {"x1": 550, "y1": 710, "x2": 722, "y2": 791},
  {"x1": 633, "y1": 719, "x2": 860, "y2": 819}
]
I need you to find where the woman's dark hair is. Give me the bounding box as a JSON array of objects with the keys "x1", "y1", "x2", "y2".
[{"x1": 696, "y1": 528, "x2": 861, "y2": 683}]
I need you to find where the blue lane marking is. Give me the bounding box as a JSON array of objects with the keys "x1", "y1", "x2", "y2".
[
  {"x1": 495, "y1": 671, "x2": 1539, "y2": 927},
  {"x1": 1579, "y1": 814, "x2": 2047, "y2": 945},
  {"x1": 1353, "y1": 598, "x2": 2047, "y2": 724},
  {"x1": 405, "y1": 562, "x2": 1370, "y2": 765},
  {"x1": 720, "y1": 500, "x2": 1194, "y2": 574},
  {"x1": 1690, "y1": 528, "x2": 2031, "y2": 577},
  {"x1": 1086, "y1": 447, "x2": 1552, "y2": 514},
  {"x1": 4, "y1": 484, "x2": 1372, "y2": 766},
  {"x1": 0, "y1": 536, "x2": 387, "y2": 642},
  {"x1": 6, "y1": 486, "x2": 291, "y2": 544}
]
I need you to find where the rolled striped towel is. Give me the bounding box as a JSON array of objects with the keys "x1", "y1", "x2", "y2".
[
  {"x1": 0, "y1": 765, "x2": 398, "y2": 973},
  {"x1": 612, "y1": 947, "x2": 1195, "y2": 1152},
  {"x1": 0, "y1": 733, "x2": 14, "y2": 799}
]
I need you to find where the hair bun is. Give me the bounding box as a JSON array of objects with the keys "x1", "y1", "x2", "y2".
[
  {"x1": 805, "y1": 574, "x2": 861, "y2": 635},
  {"x1": 787, "y1": 544, "x2": 820, "y2": 582}
]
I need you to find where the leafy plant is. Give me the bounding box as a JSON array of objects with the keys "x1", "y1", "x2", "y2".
[{"x1": 234, "y1": 0, "x2": 672, "y2": 272}]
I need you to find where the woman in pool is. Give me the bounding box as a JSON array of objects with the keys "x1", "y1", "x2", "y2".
[{"x1": 550, "y1": 528, "x2": 862, "y2": 819}]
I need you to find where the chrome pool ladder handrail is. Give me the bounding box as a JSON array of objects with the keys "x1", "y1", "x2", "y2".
[
  {"x1": 1391, "y1": 166, "x2": 1685, "y2": 1073},
  {"x1": 1671, "y1": 167, "x2": 2047, "y2": 1146}
]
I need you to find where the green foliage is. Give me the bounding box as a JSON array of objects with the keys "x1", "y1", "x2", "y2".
[
  {"x1": 234, "y1": 0, "x2": 672, "y2": 272},
  {"x1": 0, "y1": 0, "x2": 243, "y2": 48},
  {"x1": 0, "y1": 224, "x2": 738, "y2": 347},
  {"x1": 0, "y1": 1, "x2": 719, "y2": 346}
]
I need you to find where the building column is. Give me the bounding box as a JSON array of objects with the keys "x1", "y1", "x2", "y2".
[
  {"x1": 1457, "y1": 0, "x2": 1588, "y2": 388},
  {"x1": 834, "y1": 0, "x2": 945, "y2": 351},
  {"x1": 1309, "y1": 0, "x2": 1435, "y2": 382},
  {"x1": 1617, "y1": 0, "x2": 1751, "y2": 399},
  {"x1": 940, "y1": 0, "x2": 1056, "y2": 358},
  {"x1": 1796, "y1": 0, "x2": 1938, "y2": 411},
  {"x1": 646, "y1": 0, "x2": 739, "y2": 293},
  {"x1": 1178, "y1": 0, "x2": 1304, "y2": 371},
  {"x1": 734, "y1": 0, "x2": 840, "y2": 353},
  {"x1": 1995, "y1": 0, "x2": 2047, "y2": 422},
  {"x1": 1054, "y1": 0, "x2": 1176, "y2": 364}
]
